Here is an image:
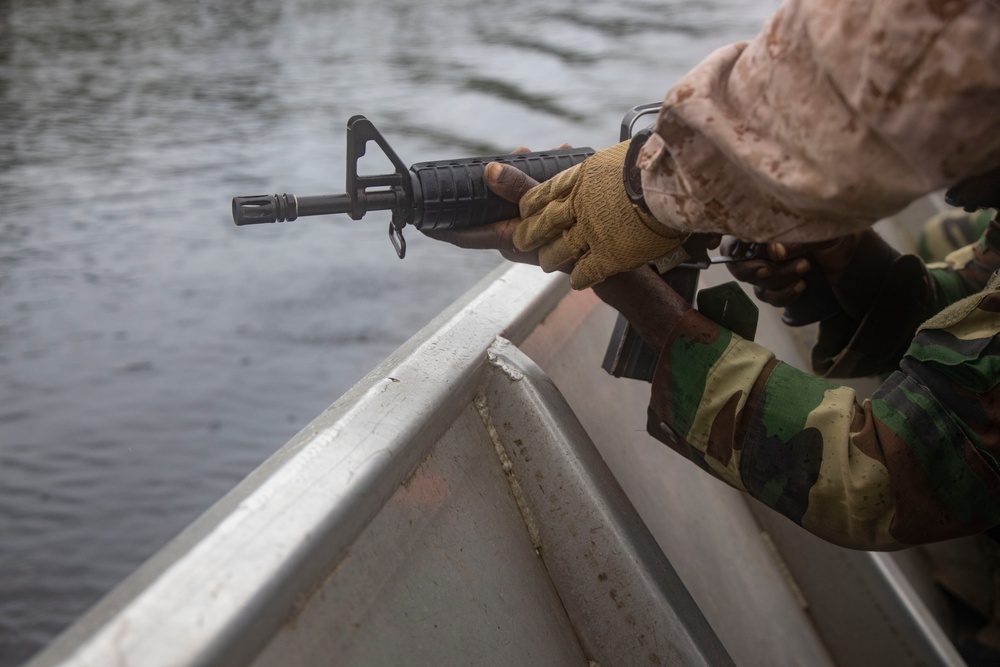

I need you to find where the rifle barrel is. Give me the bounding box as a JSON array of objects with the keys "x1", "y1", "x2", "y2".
[{"x1": 232, "y1": 191, "x2": 406, "y2": 225}]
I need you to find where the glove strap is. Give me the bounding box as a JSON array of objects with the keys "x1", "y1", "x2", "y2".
[{"x1": 624, "y1": 128, "x2": 653, "y2": 214}]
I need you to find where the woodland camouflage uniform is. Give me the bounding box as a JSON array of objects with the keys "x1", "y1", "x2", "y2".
[{"x1": 648, "y1": 214, "x2": 1000, "y2": 549}]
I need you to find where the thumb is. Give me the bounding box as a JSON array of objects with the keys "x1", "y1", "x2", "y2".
[{"x1": 484, "y1": 162, "x2": 540, "y2": 205}]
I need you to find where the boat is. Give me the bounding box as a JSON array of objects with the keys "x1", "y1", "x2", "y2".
[{"x1": 25, "y1": 195, "x2": 969, "y2": 666}]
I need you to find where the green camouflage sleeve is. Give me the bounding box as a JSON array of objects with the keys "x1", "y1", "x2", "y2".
[
  {"x1": 813, "y1": 216, "x2": 1000, "y2": 379},
  {"x1": 927, "y1": 215, "x2": 1000, "y2": 309},
  {"x1": 648, "y1": 279, "x2": 1000, "y2": 549}
]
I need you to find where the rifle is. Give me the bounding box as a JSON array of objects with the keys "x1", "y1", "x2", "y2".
[
  {"x1": 231, "y1": 107, "x2": 838, "y2": 381},
  {"x1": 232, "y1": 115, "x2": 594, "y2": 259}
]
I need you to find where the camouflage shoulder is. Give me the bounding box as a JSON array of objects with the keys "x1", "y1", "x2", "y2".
[{"x1": 918, "y1": 271, "x2": 1000, "y2": 333}]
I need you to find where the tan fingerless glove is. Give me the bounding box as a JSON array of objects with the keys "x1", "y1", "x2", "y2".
[{"x1": 512, "y1": 141, "x2": 687, "y2": 289}]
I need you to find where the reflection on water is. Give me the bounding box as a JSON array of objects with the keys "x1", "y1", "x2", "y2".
[{"x1": 0, "y1": 0, "x2": 779, "y2": 663}]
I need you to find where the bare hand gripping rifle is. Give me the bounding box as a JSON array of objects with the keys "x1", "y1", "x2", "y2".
[{"x1": 231, "y1": 108, "x2": 838, "y2": 381}]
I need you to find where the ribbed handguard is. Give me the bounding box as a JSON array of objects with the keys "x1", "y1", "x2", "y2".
[{"x1": 410, "y1": 147, "x2": 594, "y2": 231}]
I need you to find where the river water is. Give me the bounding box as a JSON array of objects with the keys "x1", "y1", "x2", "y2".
[{"x1": 0, "y1": 0, "x2": 779, "y2": 663}]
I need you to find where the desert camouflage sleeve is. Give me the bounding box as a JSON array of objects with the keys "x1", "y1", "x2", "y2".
[
  {"x1": 648, "y1": 277, "x2": 1000, "y2": 549},
  {"x1": 637, "y1": 0, "x2": 1000, "y2": 243}
]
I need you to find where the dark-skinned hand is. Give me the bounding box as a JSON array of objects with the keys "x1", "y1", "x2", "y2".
[
  {"x1": 721, "y1": 233, "x2": 865, "y2": 309},
  {"x1": 424, "y1": 152, "x2": 691, "y2": 350},
  {"x1": 421, "y1": 146, "x2": 562, "y2": 266}
]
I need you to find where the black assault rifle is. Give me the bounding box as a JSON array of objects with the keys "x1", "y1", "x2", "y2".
[
  {"x1": 232, "y1": 115, "x2": 595, "y2": 259},
  {"x1": 231, "y1": 106, "x2": 837, "y2": 381}
]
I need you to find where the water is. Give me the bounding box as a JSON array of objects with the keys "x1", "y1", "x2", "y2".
[{"x1": 0, "y1": 0, "x2": 779, "y2": 663}]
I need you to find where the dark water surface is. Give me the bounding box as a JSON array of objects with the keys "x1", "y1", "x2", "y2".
[{"x1": 0, "y1": 0, "x2": 779, "y2": 663}]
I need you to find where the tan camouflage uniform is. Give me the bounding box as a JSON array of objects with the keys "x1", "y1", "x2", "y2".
[{"x1": 638, "y1": 0, "x2": 1000, "y2": 243}]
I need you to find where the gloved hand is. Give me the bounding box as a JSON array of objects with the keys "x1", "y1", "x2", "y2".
[{"x1": 513, "y1": 141, "x2": 687, "y2": 289}]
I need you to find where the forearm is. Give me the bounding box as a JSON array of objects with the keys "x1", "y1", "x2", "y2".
[
  {"x1": 638, "y1": 0, "x2": 1000, "y2": 243},
  {"x1": 646, "y1": 287, "x2": 1000, "y2": 549},
  {"x1": 590, "y1": 265, "x2": 690, "y2": 352},
  {"x1": 643, "y1": 310, "x2": 906, "y2": 550}
]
